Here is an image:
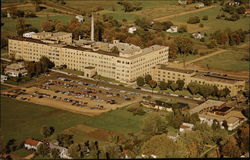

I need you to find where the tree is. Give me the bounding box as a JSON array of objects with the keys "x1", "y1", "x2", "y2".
[
  {"x1": 134, "y1": 17, "x2": 151, "y2": 29},
  {"x1": 207, "y1": 40, "x2": 217, "y2": 49},
  {"x1": 16, "y1": 18, "x2": 29, "y2": 36},
  {"x1": 187, "y1": 82, "x2": 200, "y2": 95},
  {"x1": 212, "y1": 119, "x2": 220, "y2": 130},
  {"x1": 40, "y1": 56, "x2": 55, "y2": 71},
  {"x1": 40, "y1": 126, "x2": 54, "y2": 138},
  {"x1": 56, "y1": 134, "x2": 73, "y2": 147},
  {"x1": 31, "y1": 0, "x2": 42, "y2": 12},
  {"x1": 199, "y1": 85, "x2": 214, "y2": 99},
  {"x1": 170, "y1": 82, "x2": 178, "y2": 91},
  {"x1": 236, "y1": 6, "x2": 246, "y2": 14},
  {"x1": 222, "y1": 120, "x2": 228, "y2": 130},
  {"x1": 142, "y1": 112, "x2": 167, "y2": 136},
  {"x1": 237, "y1": 124, "x2": 249, "y2": 152},
  {"x1": 148, "y1": 80, "x2": 157, "y2": 94},
  {"x1": 136, "y1": 76, "x2": 145, "y2": 87},
  {"x1": 178, "y1": 25, "x2": 187, "y2": 33},
  {"x1": 159, "y1": 81, "x2": 168, "y2": 90},
  {"x1": 37, "y1": 143, "x2": 50, "y2": 157},
  {"x1": 110, "y1": 46, "x2": 119, "y2": 54},
  {"x1": 187, "y1": 16, "x2": 200, "y2": 24},
  {"x1": 176, "y1": 79, "x2": 185, "y2": 90},
  {"x1": 41, "y1": 20, "x2": 55, "y2": 32},
  {"x1": 162, "y1": 21, "x2": 173, "y2": 30},
  {"x1": 221, "y1": 136, "x2": 241, "y2": 157},
  {"x1": 68, "y1": 144, "x2": 81, "y2": 159},
  {"x1": 166, "y1": 41, "x2": 178, "y2": 59},
  {"x1": 142, "y1": 134, "x2": 186, "y2": 158},
  {"x1": 51, "y1": 148, "x2": 60, "y2": 159},
  {"x1": 174, "y1": 36, "x2": 193, "y2": 54},
  {"x1": 202, "y1": 15, "x2": 208, "y2": 20},
  {"x1": 144, "y1": 74, "x2": 152, "y2": 84}
]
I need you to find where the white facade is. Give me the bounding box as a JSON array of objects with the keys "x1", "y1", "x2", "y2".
[
  {"x1": 196, "y1": 3, "x2": 205, "y2": 8},
  {"x1": 75, "y1": 15, "x2": 84, "y2": 22},
  {"x1": 1, "y1": 75, "x2": 7, "y2": 82},
  {"x1": 24, "y1": 142, "x2": 42, "y2": 150},
  {"x1": 23, "y1": 32, "x2": 36, "y2": 38},
  {"x1": 166, "y1": 26, "x2": 178, "y2": 33},
  {"x1": 179, "y1": 122, "x2": 194, "y2": 132},
  {"x1": 192, "y1": 32, "x2": 204, "y2": 39},
  {"x1": 128, "y1": 27, "x2": 137, "y2": 34}
]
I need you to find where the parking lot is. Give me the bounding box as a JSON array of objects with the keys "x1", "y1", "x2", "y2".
[{"x1": 1, "y1": 74, "x2": 143, "y2": 116}]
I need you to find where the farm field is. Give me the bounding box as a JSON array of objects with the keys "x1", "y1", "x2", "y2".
[
  {"x1": 195, "y1": 48, "x2": 249, "y2": 71},
  {"x1": 0, "y1": 96, "x2": 145, "y2": 145},
  {"x1": 169, "y1": 7, "x2": 249, "y2": 34}
]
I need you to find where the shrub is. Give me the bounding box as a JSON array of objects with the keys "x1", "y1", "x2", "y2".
[
  {"x1": 202, "y1": 15, "x2": 208, "y2": 20},
  {"x1": 199, "y1": 23, "x2": 204, "y2": 27},
  {"x1": 187, "y1": 16, "x2": 200, "y2": 24},
  {"x1": 216, "y1": 15, "x2": 221, "y2": 19},
  {"x1": 178, "y1": 25, "x2": 187, "y2": 33},
  {"x1": 200, "y1": 38, "x2": 205, "y2": 42}
]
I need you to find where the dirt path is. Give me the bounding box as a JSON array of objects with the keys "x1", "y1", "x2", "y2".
[
  {"x1": 1, "y1": 3, "x2": 33, "y2": 10},
  {"x1": 185, "y1": 49, "x2": 226, "y2": 65},
  {"x1": 1, "y1": 83, "x2": 16, "y2": 88},
  {"x1": 153, "y1": 5, "x2": 218, "y2": 22}
]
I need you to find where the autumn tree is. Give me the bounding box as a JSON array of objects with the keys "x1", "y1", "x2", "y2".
[
  {"x1": 221, "y1": 136, "x2": 241, "y2": 158},
  {"x1": 41, "y1": 20, "x2": 55, "y2": 32},
  {"x1": 16, "y1": 18, "x2": 30, "y2": 36},
  {"x1": 174, "y1": 36, "x2": 193, "y2": 54},
  {"x1": 142, "y1": 112, "x2": 167, "y2": 137},
  {"x1": 166, "y1": 41, "x2": 178, "y2": 59},
  {"x1": 134, "y1": 17, "x2": 151, "y2": 29},
  {"x1": 142, "y1": 134, "x2": 187, "y2": 158},
  {"x1": 237, "y1": 124, "x2": 249, "y2": 153}
]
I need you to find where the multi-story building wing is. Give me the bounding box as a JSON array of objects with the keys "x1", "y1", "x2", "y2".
[
  {"x1": 151, "y1": 64, "x2": 245, "y2": 96},
  {"x1": 8, "y1": 33, "x2": 169, "y2": 83}
]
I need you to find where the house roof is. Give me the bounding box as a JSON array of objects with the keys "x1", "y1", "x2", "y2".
[
  {"x1": 25, "y1": 138, "x2": 41, "y2": 146},
  {"x1": 189, "y1": 100, "x2": 225, "y2": 115}
]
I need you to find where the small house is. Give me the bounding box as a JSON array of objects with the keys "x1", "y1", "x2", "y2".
[
  {"x1": 128, "y1": 26, "x2": 137, "y2": 34},
  {"x1": 178, "y1": 0, "x2": 187, "y2": 5},
  {"x1": 75, "y1": 15, "x2": 84, "y2": 22},
  {"x1": 166, "y1": 26, "x2": 178, "y2": 33},
  {"x1": 192, "y1": 32, "x2": 204, "y2": 39},
  {"x1": 1, "y1": 75, "x2": 7, "y2": 82},
  {"x1": 179, "y1": 122, "x2": 194, "y2": 132},
  {"x1": 195, "y1": 3, "x2": 205, "y2": 9},
  {"x1": 24, "y1": 139, "x2": 42, "y2": 150},
  {"x1": 4, "y1": 62, "x2": 28, "y2": 77}
]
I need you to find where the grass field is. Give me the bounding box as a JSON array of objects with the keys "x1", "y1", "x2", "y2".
[
  {"x1": 195, "y1": 48, "x2": 249, "y2": 71},
  {"x1": 1, "y1": 14, "x2": 74, "y2": 37},
  {"x1": 169, "y1": 7, "x2": 249, "y2": 34},
  {"x1": 1, "y1": 96, "x2": 145, "y2": 145},
  {"x1": 13, "y1": 148, "x2": 33, "y2": 157}
]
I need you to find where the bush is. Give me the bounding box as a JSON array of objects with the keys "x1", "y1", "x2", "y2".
[
  {"x1": 199, "y1": 23, "x2": 204, "y2": 27},
  {"x1": 200, "y1": 38, "x2": 205, "y2": 42},
  {"x1": 178, "y1": 25, "x2": 187, "y2": 33},
  {"x1": 202, "y1": 15, "x2": 208, "y2": 20},
  {"x1": 187, "y1": 16, "x2": 200, "y2": 24},
  {"x1": 216, "y1": 15, "x2": 221, "y2": 19}
]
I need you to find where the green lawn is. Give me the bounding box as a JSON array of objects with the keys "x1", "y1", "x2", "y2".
[
  {"x1": 1, "y1": 14, "x2": 74, "y2": 37},
  {"x1": 195, "y1": 49, "x2": 249, "y2": 71},
  {"x1": 169, "y1": 7, "x2": 249, "y2": 34},
  {"x1": 173, "y1": 54, "x2": 200, "y2": 62},
  {"x1": 1, "y1": 96, "x2": 145, "y2": 145},
  {"x1": 13, "y1": 148, "x2": 33, "y2": 157}
]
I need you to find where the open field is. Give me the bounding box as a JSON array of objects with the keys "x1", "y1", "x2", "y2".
[
  {"x1": 169, "y1": 7, "x2": 249, "y2": 34},
  {"x1": 0, "y1": 96, "x2": 145, "y2": 145},
  {"x1": 1, "y1": 14, "x2": 74, "y2": 37},
  {"x1": 195, "y1": 48, "x2": 249, "y2": 71}
]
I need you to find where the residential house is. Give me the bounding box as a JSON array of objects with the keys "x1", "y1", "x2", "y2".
[
  {"x1": 49, "y1": 143, "x2": 71, "y2": 159},
  {"x1": 227, "y1": 1, "x2": 240, "y2": 6},
  {"x1": 1, "y1": 75, "x2": 7, "y2": 82},
  {"x1": 75, "y1": 15, "x2": 84, "y2": 22},
  {"x1": 166, "y1": 26, "x2": 178, "y2": 33},
  {"x1": 195, "y1": 3, "x2": 205, "y2": 9},
  {"x1": 179, "y1": 122, "x2": 194, "y2": 132},
  {"x1": 128, "y1": 26, "x2": 137, "y2": 34},
  {"x1": 192, "y1": 32, "x2": 204, "y2": 39},
  {"x1": 4, "y1": 62, "x2": 28, "y2": 77},
  {"x1": 24, "y1": 139, "x2": 42, "y2": 150},
  {"x1": 178, "y1": 0, "x2": 187, "y2": 5}
]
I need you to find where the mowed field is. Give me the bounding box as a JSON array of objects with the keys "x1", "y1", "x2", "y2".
[
  {"x1": 195, "y1": 48, "x2": 249, "y2": 71},
  {"x1": 1, "y1": 96, "x2": 145, "y2": 144},
  {"x1": 169, "y1": 7, "x2": 249, "y2": 34}
]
